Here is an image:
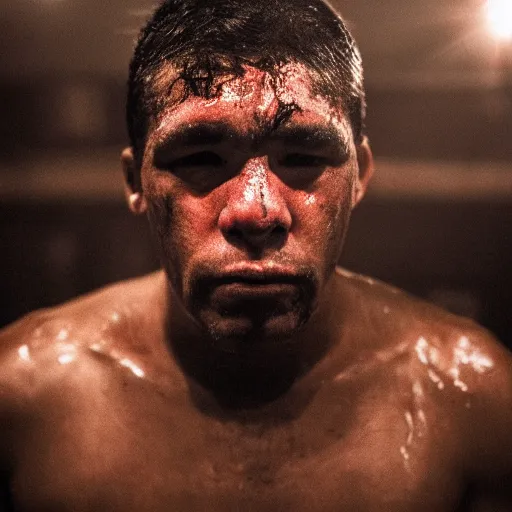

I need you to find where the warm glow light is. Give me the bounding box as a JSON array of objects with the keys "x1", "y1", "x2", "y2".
[{"x1": 486, "y1": 0, "x2": 512, "y2": 40}]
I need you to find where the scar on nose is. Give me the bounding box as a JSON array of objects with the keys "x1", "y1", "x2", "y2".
[{"x1": 259, "y1": 182, "x2": 268, "y2": 218}]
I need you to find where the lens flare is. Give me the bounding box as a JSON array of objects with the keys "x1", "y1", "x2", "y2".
[{"x1": 486, "y1": 0, "x2": 512, "y2": 40}]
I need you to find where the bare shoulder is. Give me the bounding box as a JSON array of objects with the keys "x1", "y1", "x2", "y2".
[
  {"x1": 0, "y1": 271, "x2": 166, "y2": 411},
  {"x1": 335, "y1": 266, "x2": 508, "y2": 352},
  {"x1": 0, "y1": 271, "x2": 164, "y2": 348},
  {"x1": 336, "y1": 267, "x2": 512, "y2": 479},
  {"x1": 335, "y1": 267, "x2": 511, "y2": 400}
]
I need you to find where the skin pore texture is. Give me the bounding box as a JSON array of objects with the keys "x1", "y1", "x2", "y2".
[{"x1": 1, "y1": 54, "x2": 512, "y2": 512}]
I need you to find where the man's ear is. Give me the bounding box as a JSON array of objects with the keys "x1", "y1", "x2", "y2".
[
  {"x1": 352, "y1": 136, "x2": 374, "y2": 208},
  {"x1": 121, "y1": 147, "x2": 147, "y2": 215}
]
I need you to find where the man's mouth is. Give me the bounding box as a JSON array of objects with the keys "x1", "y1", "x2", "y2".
[
  {"x1": 187, "y1": 262, "x2": 319, "y2": 340},
  {"x1": 189, "y1": 261, "x2": 318, "y2": 312},
  {"x1": 213, "y1": 280, "x2": 298, "y2": 302},
  {"x1": 219, "y1": 262, "x2": 302, "y2": 281},
  {"x1": 210, "y1": 263, "x2": 305, "y2": 292},
  {"x1": 199, "y1": 264, "x2": 312, "y2": 312}
]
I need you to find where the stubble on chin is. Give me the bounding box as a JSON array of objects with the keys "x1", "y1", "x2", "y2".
[{"x1": 183, "y1": 270, "x2": 319, "y2": 350}]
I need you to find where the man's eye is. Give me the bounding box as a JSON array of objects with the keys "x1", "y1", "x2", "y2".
[
  {"x1": 279, "y1": 154, "x2": 327, "y2": 167},
  {"x1": 168, "y1": 151, "x2": 224, "y2": 168}
]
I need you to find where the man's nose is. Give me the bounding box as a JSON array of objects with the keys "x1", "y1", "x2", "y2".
[{"x1": 218, "y1": 157, "x2": 292, "y2": 251}]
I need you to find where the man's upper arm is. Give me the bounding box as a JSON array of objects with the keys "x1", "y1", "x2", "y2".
[
  {"x1": 461, "y1": 328, "x2": 512, "y2": 506},
  {"x1": 0, "y1": 323, "x2": 25, "y2": 512},
  {"x1": 0, "y1": 313, "x2": 42, "y2": 465}
]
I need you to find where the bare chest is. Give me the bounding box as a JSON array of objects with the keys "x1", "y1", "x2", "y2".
[{"x1": 9, "y1": 371, "x2": 464, "y2": 512}]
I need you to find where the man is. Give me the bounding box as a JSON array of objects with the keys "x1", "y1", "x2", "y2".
[{"x1": 1, "y1": 0, "x2": 511, "y2": 510}]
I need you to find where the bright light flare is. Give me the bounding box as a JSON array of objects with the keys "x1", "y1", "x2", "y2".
[{"x1": 486, "y1": 0, "x2": 512, "y2": 41}]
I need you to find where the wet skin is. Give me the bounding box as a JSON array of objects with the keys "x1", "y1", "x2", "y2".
[
  {"x1": 1, "y1": 271, "x2": 512, "y2": 511},
  {"x1": 1, "y1": 66, "x2": 512, "y2": 511}
]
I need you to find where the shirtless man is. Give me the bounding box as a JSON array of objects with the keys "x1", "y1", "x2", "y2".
[{"x1": 1, "y1": 0, "x2": 511, "y2": 510}]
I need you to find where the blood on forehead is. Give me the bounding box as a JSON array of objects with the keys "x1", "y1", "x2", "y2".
[{"x1": 149, "y1": 62, "x2": 349, "y2": 138}]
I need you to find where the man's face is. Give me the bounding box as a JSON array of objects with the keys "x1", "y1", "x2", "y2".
[{"x1": 130, "y1": 64, "x2": 370, "y2": 347}]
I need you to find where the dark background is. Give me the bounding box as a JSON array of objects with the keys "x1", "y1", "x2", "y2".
[{"x1": 0, "y1": 0, "x2": 511, "y2": 347}]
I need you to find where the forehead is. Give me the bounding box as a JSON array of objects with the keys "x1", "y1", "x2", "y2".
[{"x1": 149, "y1": 63, "x2": 352, "y2": 143}]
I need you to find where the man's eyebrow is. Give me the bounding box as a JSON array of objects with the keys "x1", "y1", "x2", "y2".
[
  {"x1": 271, "y1": 124, "x2": 351, "y2": 153},
  {"x1": 154, "y1": 121, "x2": 351, "y2": 158},
  {"x1": 155, "y1": 122, "x2": 237, "y2": 150}
]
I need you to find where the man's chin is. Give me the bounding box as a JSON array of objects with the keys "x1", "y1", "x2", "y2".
[
  {"x1": 198, "y1": 309, "x2": 311, "y2": 352},
  {"x1": 184, "y1": 261, "x2": 320, "y2": 350}
]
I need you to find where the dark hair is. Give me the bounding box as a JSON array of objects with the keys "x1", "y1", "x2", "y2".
[{"x1": 127, "y1": 0, "x2": 366, "y2": 165}]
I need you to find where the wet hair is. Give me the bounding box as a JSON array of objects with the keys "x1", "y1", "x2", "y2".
[{"x1": 127, "y1": 0, "x2": 366, "y2": 165}]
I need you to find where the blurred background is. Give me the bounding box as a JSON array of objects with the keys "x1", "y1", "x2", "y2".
[{"x1": 0, "y1": 0, "x2": 510, "y2": 347}]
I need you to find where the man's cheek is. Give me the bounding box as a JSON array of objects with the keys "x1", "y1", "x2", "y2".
[
  {"x1": 147, "y1": 193, "x2": 173, "y2": 241},
  {"x1": 150, "y1": 195, "x2": 213, "y2": 257},
  {"x1": 142, "y1": 172, "x2": 174, "y2": 233},
  {"x1": 307, "y1": 189, "x2": 352, "y2": 259},
  {"x1": 295, "y1": 190, "x2": 348, "y2": 238}
]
